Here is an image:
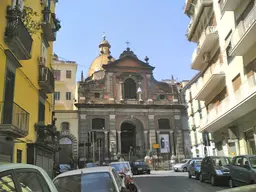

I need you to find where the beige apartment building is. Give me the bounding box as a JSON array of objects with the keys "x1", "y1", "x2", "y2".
[
  {"x1": 52, "y1": 54, "x2": 79, "y2": 164},
  {"x1": 184, "y1": 0, "x2": 256, "y2": 157}
]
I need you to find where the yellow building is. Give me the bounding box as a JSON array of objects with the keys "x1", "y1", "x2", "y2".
[{"x1": 0, "y1": 0, "x2": 60, "y2": 178}]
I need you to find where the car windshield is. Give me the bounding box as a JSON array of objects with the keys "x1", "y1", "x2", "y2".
[
  {"x1": 54, "y1": 172, "x2": 116, "y2": 192},
  {"x1": 87, "y1": 163, "x2": 96, "y2": 168},
  {"x1": 212, "y1": 157, "x2": 231, "y2": 167},
  {"x1": 134, "y1": 161, "x2": 146, "y2": 165},
  {"x1": 110, "y1": 163, "x2": 129, "y2": 172},
  {"x1": 249, "y1": 156, "x2": 256, "y2": 168},
  {"x1": 181, "y1": 159, "x2": 188, "y2": 163}
]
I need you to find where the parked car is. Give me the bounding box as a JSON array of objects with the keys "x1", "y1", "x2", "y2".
[
  {"x1": 110, "y1": 161, "x2": 133, "y2": 178},
  {"x1": 53, "y1": 166, "x2": 135, "y2": 192},
  {"x1": 228, "y1": 155, "x2": 256, "y2": 188},
  {"x1": 173, "y1": 159, "x2": 191, "y2": 172},
  {"x1": 200, "y1": 156, "x2": 232, "y2": 186},
  {"x1": 130, "y1": 160, "x2": 151, "y2": 175},
  {"x1": 188, "y1": 158, "x2": 202, "y2": 179},
  {"x1": 0, "y1": 163, "x2": 58, "y2": 192},
  {"x1": 87, "y1": 162, "x2": 98, "y2": 168}
]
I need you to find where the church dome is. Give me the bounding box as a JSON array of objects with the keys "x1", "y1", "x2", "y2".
[{"x1": 87, "y1": 36, "x2": 115, "y2": 77}]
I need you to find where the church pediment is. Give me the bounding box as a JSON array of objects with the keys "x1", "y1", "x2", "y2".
[{"x1": 102, "y1": 57, "x2": 154, "y2": 71}]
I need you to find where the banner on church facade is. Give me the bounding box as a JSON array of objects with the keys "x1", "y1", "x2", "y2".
[{"x1": 159, "y1": 134, "x2": 170, "y2": 153}]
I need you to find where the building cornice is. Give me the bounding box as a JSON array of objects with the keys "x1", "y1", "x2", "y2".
[
  {"x1": 75, "y1": 103, "x2": 187, "y2": 110},
  {"x1": 54, "y1": 110, "x2": 78, "y2": 113}
]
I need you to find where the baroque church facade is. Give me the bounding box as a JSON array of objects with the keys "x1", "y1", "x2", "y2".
[{"x1": 76, "y1": 37, "x2": 191, "y2": 163}]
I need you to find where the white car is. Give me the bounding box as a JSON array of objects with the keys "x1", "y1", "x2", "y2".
[
  {"x1": 53, "y1": 166, "x2": 132, "y2": 192},
  {"x1": 173, "y1": 159, "x2": 192, "y2": 172},
  {"x1": 0, "y1": 163, "x2": 58, "y2": 192},
  {"x1": 110, "y1": 161, "x2": 133, "y2": 178}
]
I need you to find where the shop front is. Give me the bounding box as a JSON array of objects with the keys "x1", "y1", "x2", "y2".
[{"x1": 27, "y1": 124, "x2": 60, "y2": 179}]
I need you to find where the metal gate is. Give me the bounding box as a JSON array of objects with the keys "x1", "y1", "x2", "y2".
[
  {"x1": 0, "y1": 154, "x2": 11, "y2": 162},
  {"x1": 36, "y1": 150, "x2": 54, "y2": 178}
]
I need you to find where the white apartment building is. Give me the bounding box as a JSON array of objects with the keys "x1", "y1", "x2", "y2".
[
  {"x1": 52, "y1": 54, "x2": 79, "y2": 164},
  {"x1": 184, "y1": 0, "x2": 256, "y2": 157},
  {"x1": 181, "y1": 73, "x2": 215, "y2": 158}
]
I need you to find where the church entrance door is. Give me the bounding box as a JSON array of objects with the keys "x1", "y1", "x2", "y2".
[
  {"x1": 59, "y1": 137, "x2": 73, "y2": 164},
  {"x1": 121, "y1": 122, "x2": 136, "y2": 155}
]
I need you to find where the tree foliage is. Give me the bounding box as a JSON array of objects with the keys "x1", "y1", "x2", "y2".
[{"x1": 22, "y1": 6, "x2": 42, "y2": 35}]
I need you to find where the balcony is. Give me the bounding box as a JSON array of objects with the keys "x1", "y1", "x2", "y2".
[
  {"x1": 195, "y1": 63, "x2": 225, "y2": 101},
  {"x1": 186, "y1": 0, "x2": 213, "y2": 41},
  {"x1": 4, "y1": 6, "x2": 33, "y2": 60},
  {"x1": 0, "y1": 101, "x2": 29, "y2": 138},
  {"x1": 42, "y1": 7, "x2": 61, "y2": 42},
  {"x1": 200, "y1": 74, "x2": 256, "y2": 133},
  {"x1": 219, "y1": 0, "x2": 241, "y2": 13},
  {"x1": 38, "y1": 65, "x2": 55, "y2": 94},
  {"x1": 229, "y1": 5, "x2": 256, "y2": 56},
  {"x1": 191, "y1": 26, "x2": 219, "y2": 70}
]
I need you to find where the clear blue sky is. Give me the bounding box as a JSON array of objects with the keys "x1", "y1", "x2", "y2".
[{"x1": 54, "y1": 0, "x2": 197, "y2": 82}]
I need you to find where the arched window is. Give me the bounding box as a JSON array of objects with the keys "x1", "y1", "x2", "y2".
[
  {"x1": 158, "y1": 119, "x2": 170, "y2": 129},
  {"x1": 92, "y1": 118, "x2": 105, "y2": 130},
  {"x1": 59, "y1": 137, "x2": 72, "y2": 144},
  {"x1": 124, "y1": 78, "x2": 137, "y2": 99},
  {"x1": 61, "y1": 122, "x2": 70, "y2": 131}
]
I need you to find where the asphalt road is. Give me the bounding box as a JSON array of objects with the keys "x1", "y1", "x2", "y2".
[{"x1": 134, "y1": 171, "x2": 228, "y2": 192}]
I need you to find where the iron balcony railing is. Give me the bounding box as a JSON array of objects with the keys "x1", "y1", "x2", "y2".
[
  {"x1": 4, "y1": 6, "x2": 33, "y2": 60},
  {"x1": 0, "y1": 101, "x2": 30, "y2": 135},
  {"x1": 38, "y1": 65, "x2": 55, "y2": 93}
]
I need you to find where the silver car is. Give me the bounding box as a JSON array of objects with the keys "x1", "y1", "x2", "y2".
[{"x1": 173, "y1": 159, "x2": 191, "y2": 172}]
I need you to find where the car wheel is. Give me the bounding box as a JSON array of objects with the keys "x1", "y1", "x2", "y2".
[
  {"x1": 229, "y1": 178, "x2": 234, "y2": 188},
  {"x1": 183, "y1": 167, "x2": 187, "y2": 172},
  {"x1": 195, "y1": 173, "x2": 200, "y2": 180},
  {"x1": 199, "y1": 173, "x2": 204, "y2": 183},
  {"x1": 188, "y1": 172, "x2": 191, "y2": 179},
  {"x1": 211, "y1": 175, "x2": 216, "y2": 186},
  {"x1": 174, "y1": 170, "x2": 178, "y2": 172},
  {"x1": 147, "y1": 170, "x2": 151, "y2": 174}
]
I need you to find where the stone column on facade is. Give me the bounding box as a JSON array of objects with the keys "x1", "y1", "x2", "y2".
[
  {"x1": 169, "y1": 130, "x2": 174, "y2": 157},
  {"x1": 104, "y1": 131, "x2": 109, "y2": 160},
  {"x1": 144, "y1": 131, "x2": 149, "y2": 153},
  {"x1": 117, "y1": 131, "x2": 122, "y2": 154},
  {"x1": 79, "y1": 114, "x2": 89, "y2": 162},
  {"x1": 109, "y1": 115, "x2": 116, "y2": 160},
  {"x1": 119, "y1": 81, "x2": 123, "y2": 101}
]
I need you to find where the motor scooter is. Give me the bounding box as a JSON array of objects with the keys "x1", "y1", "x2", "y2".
[{"x1": 119, "y1": 172, "x2": 138, "y2": 192}]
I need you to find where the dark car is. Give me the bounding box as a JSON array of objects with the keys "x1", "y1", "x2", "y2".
[
  {"x1": 200, "y1": 156, "x2": 232, "y2": 186},
  {"x1": 130, "y1": 160, "x2": 150, "y2": 175},
  {"x1": 188, "y1": 158, "x2": 202, "y2": 179},
  {"x1": 228, "y1": 155, "x2": 256, "y2": 188}
]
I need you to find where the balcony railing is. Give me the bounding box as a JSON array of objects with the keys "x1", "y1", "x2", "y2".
[
  {"x1": 0, "y1": 101, "x2": 29, "y2": 137},
  {"x1": 201, "y1": 75, "x2": 256, "y2": 131},
  {"x1": 187, "y1": 0, "x2": 213, "y2": 40},
  {"x1": 191, "y1": 26, "x2": 218, "y2": 69},
  {"x1": 42, "y1": 7, "x2": 60, "y2": 42},
  {"x1": 4, "y1": 6, "x2": 33, "y2": 60},
  {"x1": 38, "y1": 65, "x2": 55, "y2": 93},
  {"x1": 229, "y1": 5, "x2": 256, "y2": 56}
]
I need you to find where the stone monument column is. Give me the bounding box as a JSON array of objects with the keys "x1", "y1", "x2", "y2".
[
  {"x1": 109, "y1": 115, "x2": 116, "y2": 160},
  {"x1": 144, "y1": 131, "x2": 149, "y2": 152},
  {"x1": 118, "y1": 131, "x2": 122, "y2": 154},
  {"x1": 104, "y1": 131, "x2": 109, "y2": 160},
  {"x1": 119, "y1": 80, "x2": 123, "y2": 101}
]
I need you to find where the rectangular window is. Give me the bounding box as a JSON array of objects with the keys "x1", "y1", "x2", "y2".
[
  {"x1": 38, "y1": 100, "x2": 45, "y2": 123},
  {"x1": 17, "y1": 149, "x2": 22, "y2": 163},
  {"x1": 232, "y1": 74, "x2": 242, "y2": 92},
  {"x1": 54, "y1": 92, "x2": 60, "y2": 100},
  {"x1": 94, "y1": 93, "x2": 100, "y2": 98},
  {"x1": 41, "y1": 41, "x2": 48, "y2": 64},
  {"x1": 12, "y1": 0, "x2": 24, "y2": 9},
  {"x1": 66, "y1": 92, "x2": 71, "y2": 100},
  {"x1": 66, "y1": 70, "x2": 71, "y2": 79},
  {"x1": 54, "y1": 70, "x2": 61, "y2": 81}
]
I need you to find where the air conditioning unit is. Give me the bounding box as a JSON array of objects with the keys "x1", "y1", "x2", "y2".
[
  {"x1": 38, "y1": 57, "x2": 46, "y2": 65},
  {"x1": 203, "y1": 52, "x2": 210, "y2": 62}
]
